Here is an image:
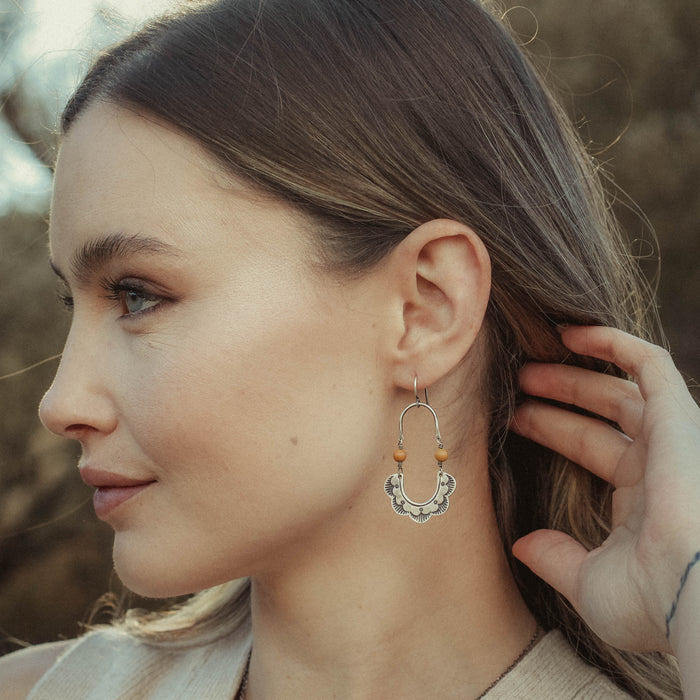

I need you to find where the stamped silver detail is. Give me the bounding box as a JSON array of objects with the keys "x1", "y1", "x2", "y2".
[{"x1": 384, "y1": 470, "x2": 456, "y2": 523}]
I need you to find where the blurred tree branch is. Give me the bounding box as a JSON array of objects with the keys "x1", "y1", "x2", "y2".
[
  {"x1": 1, "y1": 87, "x2": 55, "y2": 168},
  {"x1": 1, "y1": 0, "x2": 56, "y2": 168}
]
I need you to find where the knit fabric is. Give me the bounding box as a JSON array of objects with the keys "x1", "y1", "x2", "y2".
[
  {"x1": 28, "y1": 624, "x2": 631, "y2": 699},
  {"x1": 482, "y1": 631, "x2": 632, "y2": 699}
]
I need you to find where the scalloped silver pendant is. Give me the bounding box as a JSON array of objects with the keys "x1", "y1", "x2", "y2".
[{"x1": 384, "y1": 470, "x2": 456, "y2": 523}]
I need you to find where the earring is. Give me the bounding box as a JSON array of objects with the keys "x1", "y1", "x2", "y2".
[{"x1": 384, "y1": 378, "x2": 456, "y2": 523}]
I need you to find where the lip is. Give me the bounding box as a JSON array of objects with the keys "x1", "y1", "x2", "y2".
[
  {"x1": 80, "y1": 467, "x2": 154, "y2": 488},
  {"x1": 80, "y1": 467, "x2": 156, "y2": 519}
]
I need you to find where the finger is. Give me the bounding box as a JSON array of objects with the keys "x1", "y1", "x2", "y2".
[
  {"x1": 513, "y1": 530, "x2": 588, "y2": 607},
  {"x1": 519, "y1": 362, "x2": 644, "y2": 438},
  {"x1": 512, "y1": 400, "x2": 635, "y2": 485},
  {"x1": 560, "y1": 326, "x2": 689, "y2": 403}
]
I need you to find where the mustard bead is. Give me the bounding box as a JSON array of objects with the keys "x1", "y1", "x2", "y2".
[
  {"x1": 393, "y1": 449, "x2": 407, "y2": 462},
  {"x1": 435, "y1": 448, "x2": 448, "y2": 462}
]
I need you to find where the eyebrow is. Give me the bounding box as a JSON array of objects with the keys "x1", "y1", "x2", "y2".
[{"x1": 50, "y1": 232, "x2": 181, "y2": 285}]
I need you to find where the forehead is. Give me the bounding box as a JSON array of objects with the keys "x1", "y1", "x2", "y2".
[
  {"x1": 51, "y1": 102, "x2": 230, "y2": 235},
  {"x1": 49, "y1": 102, "x2": 310, "y2": 271},
  {"x1": 56, "y1": 101, "x2": 230, "y2": 181}
]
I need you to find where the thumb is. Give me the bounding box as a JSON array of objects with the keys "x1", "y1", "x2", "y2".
[{"x1": 513, "y1": 529, "x2": 588, "y2": 606}]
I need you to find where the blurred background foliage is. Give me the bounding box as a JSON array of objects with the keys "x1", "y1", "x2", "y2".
[{"x1": 0, "y1": 0, "x2": 697, "y2": 655}]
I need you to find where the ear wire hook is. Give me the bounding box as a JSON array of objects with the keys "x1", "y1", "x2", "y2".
[{"x1": 414, "y1": 375, "x2": 430, "y2": 406}]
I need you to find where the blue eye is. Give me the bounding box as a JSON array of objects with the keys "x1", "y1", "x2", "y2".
[
  {"x1": 103, "y1": 278, "x2": 163, "y2": 317},
  {"x1": 122, "y1": 287, "x2": 160, "y2": 314}
]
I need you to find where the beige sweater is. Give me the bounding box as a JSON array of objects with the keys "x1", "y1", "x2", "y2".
[{"x1": 27, "y1": 624, "x2": 633, "y2": 699}]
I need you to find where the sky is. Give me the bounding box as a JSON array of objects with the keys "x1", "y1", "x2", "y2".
[{"x1": 1, "y1": 0, "x2": 177, "y2": 214}]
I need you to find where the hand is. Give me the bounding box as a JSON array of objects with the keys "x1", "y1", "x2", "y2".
[{"x1": 511, "y1": 325, "x2": 700, "y2": 653}]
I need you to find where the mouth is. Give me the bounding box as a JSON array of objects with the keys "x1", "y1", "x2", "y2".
[{"x1": 80, "y1": 467, "x2": 156, "y2": 519}]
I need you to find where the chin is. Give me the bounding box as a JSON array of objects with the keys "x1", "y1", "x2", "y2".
[
  {"x1": 112, "y1": 540, "x2": 201, "y2": 599},
  {"x1": 113, "y1": 563, "x2": 192, "y2": 600}
]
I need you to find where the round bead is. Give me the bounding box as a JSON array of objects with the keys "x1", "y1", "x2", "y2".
[
  {"x1": 435, "y1": 448, "x2": 448, "y2": 462},
  {"x1": 393, "y1": 449, "x2": 407, "y2": 462}
]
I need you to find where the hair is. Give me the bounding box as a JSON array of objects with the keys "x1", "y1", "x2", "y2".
[{"x1": 62, "y1": 0, "x2": 680, "y2": 696}]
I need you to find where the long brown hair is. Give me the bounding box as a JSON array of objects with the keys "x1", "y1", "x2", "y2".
[{"x1": 63, "y1": 0, "x2": 679, "y2": 696}]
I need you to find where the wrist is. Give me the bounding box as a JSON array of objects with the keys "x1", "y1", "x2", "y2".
[
  {"x1": 666, "y1": 554, "x2": 700, "y2": 695},
  {"x1": 667, "y1": 550, "x2": 700, "y2": 653},
  {"x1": 647, "y1": 512, "x2": 700, "y2": 645}
]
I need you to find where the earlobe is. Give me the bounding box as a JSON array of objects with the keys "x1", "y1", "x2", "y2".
[{"x1": 388, "y1": 219, "x2": 491, "y2": 390}]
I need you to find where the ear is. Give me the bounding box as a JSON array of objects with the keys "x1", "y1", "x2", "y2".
[{"x1": 384, "y1": 219, "x2": 491, "y2": 391}]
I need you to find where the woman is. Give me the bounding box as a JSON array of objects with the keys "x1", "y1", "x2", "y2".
[{"x1": 2, "y1": 0, "x2": 699, "y2": 697}]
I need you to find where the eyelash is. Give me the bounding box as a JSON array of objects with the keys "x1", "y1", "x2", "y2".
[
  {"x1": 58, "y1": 291, "x2": 74, "y2": 311},
  {"x1": 104, "y1": 277, "x2": 164, "y2": 316},
  {"x1": 58, "y1": 277, "x2": 166, "y2": 318}
]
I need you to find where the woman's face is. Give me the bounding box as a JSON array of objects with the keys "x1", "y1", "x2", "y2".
[{"x1": 41, "y1": 103, "x2": 393, "y2": 596}]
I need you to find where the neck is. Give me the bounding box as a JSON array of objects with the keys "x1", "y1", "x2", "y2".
[{"x1": 245, "y1": 443, "x2": 537, "y2": 699}]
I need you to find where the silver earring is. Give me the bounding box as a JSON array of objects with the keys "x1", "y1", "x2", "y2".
[{"x1": 384, "y1": 378, "x2": 456, "y2": 523}]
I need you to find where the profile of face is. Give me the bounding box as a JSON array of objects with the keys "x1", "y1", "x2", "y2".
[{"x1": 40, "y1": 102, "x2": 399, "y2": 597}]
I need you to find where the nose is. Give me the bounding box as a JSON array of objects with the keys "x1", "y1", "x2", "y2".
[{"x1": 39, "y1": 323, "x2": 118, "y2": 442}]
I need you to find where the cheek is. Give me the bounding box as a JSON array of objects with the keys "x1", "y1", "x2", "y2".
[{"x1": 119, "y1": 292, "x2": 384, "y2": 517}]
